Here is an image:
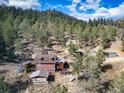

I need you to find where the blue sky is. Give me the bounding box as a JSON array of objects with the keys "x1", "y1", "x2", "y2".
[{"x1": 1, "y1": 0, "x2": 124, "y2": 20}]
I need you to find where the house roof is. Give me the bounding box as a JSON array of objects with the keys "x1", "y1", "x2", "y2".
[
  {"x1": 35, "y1": 54, "x2": 59, "y2": 64},
  {"x1": 30, "y1": 70, "x2": 49, "y2": 78}
]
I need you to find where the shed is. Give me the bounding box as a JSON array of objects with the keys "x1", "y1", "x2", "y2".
[
  {"x1": 105, "y1": 52, "x2": 118, "y2": 58},
  {"x1": 30, "y1": 70, "x2": 49, "y2": 84}
]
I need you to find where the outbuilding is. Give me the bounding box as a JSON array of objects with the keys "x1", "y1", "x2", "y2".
[
  {"x1": 105, "y1": 52, "x2": 118, "y2": 58},
  {"x1": 30, "y1": 70, "x2": 49, "y2": 84}
]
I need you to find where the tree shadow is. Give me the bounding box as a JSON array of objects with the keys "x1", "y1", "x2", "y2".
[
  {"x1": 10, "y1": 79, "x2": 29, "y2": 93},
  {"x1": 102, "y1": 64, "x2": 113, "y2": 72},
  {"x1": 0, "y1": 70, "x2": 9, "y2": 74}
]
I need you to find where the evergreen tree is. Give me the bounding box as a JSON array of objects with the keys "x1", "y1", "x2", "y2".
[
  {"x1": 101, "y1": 30, "x2": 110, "y2": 49},
  {"x1": 50, "y1": 84, "x2": 68, "y2": 93},
  {"x1": 68, "y1": 41, "x2": 78, "y2": 55},
  {"x1": 19, "y1": 18, "x2": 31, "y2": 32},
  {"x1": 109, "y1": 72, "x2": 124, "y2": 93},
  {"x1": 0, "y1": 77, "x2": 11, "y2": 93},
  {"x1": 108, "y1": 26, "x2": 117, "y2": 41},
  {"x1": 95, "y1": 49, "x2": 105, "y2": 78},
  {"x1": 0, "y1": 24, "x2": 6, "y2": 60},
  {"x1": 3, "y1": 15, "x2": 16, "y2": 47},
  {"x1": 122, "y1": 36, "x2": 124, "y2": 52},
  {"x1": 72, "y1": 54, "x2": 83, "y2": 76}
]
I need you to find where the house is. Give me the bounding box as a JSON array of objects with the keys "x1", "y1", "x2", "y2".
[
  {"x1": 35, "y1": 54, "x2": 59, "y2": 73},
  {"x1": 105, "y1": 52, "x2": 118, "y2": 58},
  {"x1": 30, "y1": 70, "x2": 49, "y2": 84}
]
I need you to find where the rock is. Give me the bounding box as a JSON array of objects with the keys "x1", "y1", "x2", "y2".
[
  {"x1": 31, "y1": 54, "x2": 36, "y2": 60},
  {"x1": 68, "y1": 75, "x2": 76, "y2": 82}
]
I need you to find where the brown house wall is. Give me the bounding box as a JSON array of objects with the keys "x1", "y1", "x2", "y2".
[{"x1": 36, "y1": 63, "x2": 55, "y2": 72}]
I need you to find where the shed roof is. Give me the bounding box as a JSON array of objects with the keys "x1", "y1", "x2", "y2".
[
  {"x1": 30, "y1": 70, "x2": 49, "y2": 78},
  {"x1": 108, "y1": 52, "x2": 117, "y2": 54},
  {"x1": 104, "y1": 51, "x2": 118, "y2": 54}
]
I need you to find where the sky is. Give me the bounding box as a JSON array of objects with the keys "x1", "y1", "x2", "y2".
[{"x1": 0, "y1": 0, "x2": 124, "y2": 21}]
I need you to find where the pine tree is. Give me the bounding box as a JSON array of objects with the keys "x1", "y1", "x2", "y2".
[
  {"x1": 19, "y1": 18, "x2": 31, "y2": 32},
  {"x1": 109, "y1": 72, "x2": 124, "y2": 93},
  {"x1": 68, "y1": 41, "x2": 78, "y2": 55},
  {"x1": 50, "y1": 84, "x2": 68, "y2": 93},
  {"x1": 108, "y1": 26, "x2": 116, "y2": 41},
  {"x1": 122, "y1": 36, "x2": 124, "y2": 52},
  {"x1": 72, "y1": 54, "x2": 83, "y2": 76},
  {"x1": 0, "y1": 77, "x2": 11, "y2": 93},
  {"x1": 0, "y1": 24, "x2": 6, "y2": 60},
  {"x1": 3, "y1": 16, "x2": 16, "y2": 47},
  {"x1": 101, "y1": 30, "x2": 110, "y2": 49}
]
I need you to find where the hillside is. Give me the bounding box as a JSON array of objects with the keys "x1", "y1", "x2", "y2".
[
  {"x1": 0, "y1": 5, "x2": 116, "y2": 61},
  {"x1": 1, "y1": 5, "x2": 124, "y2": 93}
]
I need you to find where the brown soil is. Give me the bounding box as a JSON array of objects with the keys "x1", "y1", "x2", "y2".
[{"x1": 104, "y1": 40, "x2": 124, "y2": 80}]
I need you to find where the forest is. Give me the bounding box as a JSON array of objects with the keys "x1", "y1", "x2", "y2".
[
  {"x1": 0, "y1": 5, "x2": 121, "y2": 61},
  {"x1": 1, "y1": 4, "x2": 124, "y2": 93}
]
